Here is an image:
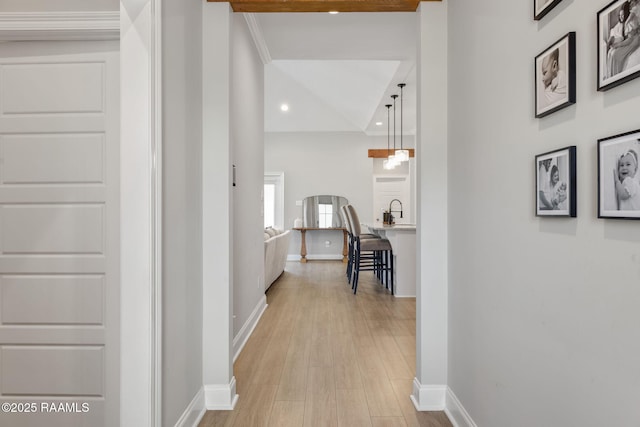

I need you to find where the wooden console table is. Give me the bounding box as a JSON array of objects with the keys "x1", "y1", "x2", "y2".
[{"x1": 292, "y1": 227, "x2": 348, "y2": 263}]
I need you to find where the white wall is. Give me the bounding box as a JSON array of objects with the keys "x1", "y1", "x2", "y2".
[
  {"x1": 265, "y1": 132, "x2": 415, "y2": 258},
  {"x1": 231, "y1": 13, "x2": 266, "y2": 337},
  {"x1": 161, "y1": 0, "x2": 203, "y2": 425},
  {"x1": 448, "y1": 1, "x2": 640, "y2": 426}
]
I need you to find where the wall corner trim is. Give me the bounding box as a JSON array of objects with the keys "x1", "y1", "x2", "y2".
[
  {"x1": 410, "y1": 378, "x2": 446, "y2": 411},
  {"x1": 233, "y1": 296, "x2": 268, "y2": 361},
  {"x1": 174, "y1": 388, "x2": 206, "y2": 427},
  {"x1": 445, "y1": 387, "x2": 478, "y2": 427},
  {"x1": 244, "y1": 13, "x2": 272, "y2": 64},
  {"x1": 0, "y1": 11, "x2": 120, "y2": 41},
  {"x1": 204, "y1": 378, "x2": 239, "y2": 410}
]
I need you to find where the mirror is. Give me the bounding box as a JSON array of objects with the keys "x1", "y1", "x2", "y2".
[{"x1": 302, "y1": 195, "x2": 349, "y2": 228}]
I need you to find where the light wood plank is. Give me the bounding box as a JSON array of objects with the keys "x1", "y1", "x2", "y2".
[
  {"x1": 200, "y1": 261, "x2": 453, "y2": 427},
  {"x1": 230, "y1": 385, "x2": 278, "y2": 427},
  {"x1": 198, "y1": 410, "x2": 236, "y2": 427},
  {"x1": 306, "y1": 366, "x2": 336, "y2": 401},
  {"x1": 371, "y1": 417, "x2": 408, "y2": 427},
  {"x1": 268, "y1": 401, "x2": 305, "y2": 427},
  {"x1": 336, "y1": 387, "x2": 372, "y2": 427},
  {"x1": 355, "y1": 343, "x2": 387, "y2": 377},
  {"x1": 303, "y1": 396, "x2": 338, "y2": 427},
  {"x1": 393, "y1": 336, "x2": 415, "y2": 358},
  {"x1": 276, "y1": 358, "x2": 309, "y2": 401},
  {"x1": 309, "y1": 334, "x2": 334, "y2": 367},
  {"x1": 334, "y1": 361, "x2": 364, "y2": 390},
  {"x1": 361, "y1": 374, "x2": 403, "y2": 417},
  {"x1": 389, "y1": 379, "x2": 453, "y2": 427},
  {"x1": 373, "y1": 335, "x2": 414, "y2": 380}
]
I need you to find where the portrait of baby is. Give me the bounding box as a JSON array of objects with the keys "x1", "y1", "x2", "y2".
[
  {"x1": 598, "y1": 130, "x2": 640, "y2": 219},
  {"x1": 536, "y1": 146, "x2": 576, "y2": 217}
]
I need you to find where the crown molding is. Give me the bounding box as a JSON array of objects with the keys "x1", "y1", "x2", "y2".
[
  {"x1": 0, "y1": 11, "x2": 120, "y2": 41},
  {"x1": 244, "y1": 13, "x2": 271, "y2": 64}
]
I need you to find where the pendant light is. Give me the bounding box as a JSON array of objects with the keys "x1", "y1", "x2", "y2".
[
  {"x1": 387, "y1": 94, "x2": 399, "y2": 167},
  {"x1": 394, "y1": 83, "x2": 409, "y2": 162},
  {"x1": 383, "y1": 103, "x2": 395, "y2": 170}
]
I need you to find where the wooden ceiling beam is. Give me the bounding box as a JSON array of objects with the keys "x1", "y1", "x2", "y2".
[
  {"x1": 368, "y1": 149, "x2": 415, "y2": 158},
  {"x1": 208, "y1": 0, "x2": 439, "y2": 13}
]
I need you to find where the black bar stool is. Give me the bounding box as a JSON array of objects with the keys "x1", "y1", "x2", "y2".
[
  {"x1": 341, "y1": 205, "x2": 378, "y2": 283},
  {"x1": 345, "y1": 205, "x2": 394, "y2": 295}
]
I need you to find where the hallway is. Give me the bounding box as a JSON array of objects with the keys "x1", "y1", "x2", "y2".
[{"x1": 199, "y1": 261, "x2": 452, "y2": 426}]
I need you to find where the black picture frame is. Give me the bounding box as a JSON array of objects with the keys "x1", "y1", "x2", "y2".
[
  {"x1": 597, "y1": 129, "x2": 640, "y2": 219},
  {"x1": 535, "y1": 32, "x2": 576, "y2": 118},
  {"x1": 597, "y1": 0, "x2": 640, "y2": 91},
  {"x1": 534, "y1": 0, "x2": 564, "y2": 20},
  {"x1": 536, "y1": 146, "x2": 577, "y2": 217}
]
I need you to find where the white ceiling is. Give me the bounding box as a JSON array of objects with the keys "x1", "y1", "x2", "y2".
[{"x1": 256, "y1": 12, "x2": 417, "y2": 135}]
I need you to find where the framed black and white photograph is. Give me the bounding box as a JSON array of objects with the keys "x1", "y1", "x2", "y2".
[
  {"x1": 598, "y1": 129, "x2": 640, "y2": 219},
  {"x1": 536, "y1": 146, "x2": 577, "y2": 217},
  {"x1": 597, "y1": 0, "x2": 640, "y2": 91},
  {"x1": 535, "y1": 0, "x2": 564, "y2": 20},
  {"x1": 535, "y1": 32, "x2": 576, "y2": 118}
]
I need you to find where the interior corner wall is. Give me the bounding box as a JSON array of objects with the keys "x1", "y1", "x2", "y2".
[
  {"x1": 448, "y1": 1, "x2": 640, "y2": 426},
  {"x1": 414, "y1": 0, "x2": 449, "y2": 407},
  {"x1": 161, "y1": 0, "x2": 203, "y2": 425},
  {"x1": 265, "y1": 132, "x2": 408, "y2": 257},
  {"x1": 231, "y1": 14, "x2": 265, "y2": 338}
]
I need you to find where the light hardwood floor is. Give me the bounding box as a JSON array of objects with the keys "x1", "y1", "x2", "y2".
[{"x1": 199, "y1": 261, "x2": 453, "y2": 427}]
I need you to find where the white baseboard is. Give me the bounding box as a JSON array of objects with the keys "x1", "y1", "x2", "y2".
[
  {"x1": 410, "y1": 378, "x2": 446, "y2": 411},
  {"x1": 287, "y1": 254, "x2": 301, "y2": 261},
  {"x1": 204, "y1": 377, "x2": 239, "y2": 410},
  {"x1": 174, "y1": 387, "x2": 206, "y2": 427},
  {"x1": 233, "y1": 295, "x2": 267, "y2": 362},
  {"x1": 445, "y1": 387, "x2": 477, "y2": 427},
  {"x1": 306, "y1": 254, "x2": 343, "y2": 261}
]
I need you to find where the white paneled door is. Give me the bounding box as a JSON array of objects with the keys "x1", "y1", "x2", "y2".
[{"x1": 0, "y1": 41, "x2": 119, "y2": 426}]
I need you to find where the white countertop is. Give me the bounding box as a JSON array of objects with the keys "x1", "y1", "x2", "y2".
[
  {"x1": 366, "y1": 223, "x2": 416, "y2": 232},
  {"x1": 365, "y1": 223, "x2": 416, "y2": 297}
]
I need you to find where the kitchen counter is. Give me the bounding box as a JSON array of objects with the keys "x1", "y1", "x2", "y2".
[
  {"x1": 366, "y1": 223, "x2": 416, "y2": 297},
  {"x1": 367, "y1": 223, "x2": 416, "y2": 231}
]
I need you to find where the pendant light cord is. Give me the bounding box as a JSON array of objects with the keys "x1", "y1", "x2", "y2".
[
  {"x1": 386, "y1": 104, "x2": 392, "y2": 156},
  {"x1": 391, "y1": 94, "x2": 398, "y2": 152},
  {"x1": 398, "y1": 83, "x2": 405, "y2": 151}
]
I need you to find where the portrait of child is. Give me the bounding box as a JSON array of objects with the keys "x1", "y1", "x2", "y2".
[
  {"x1": 598, "y1": 131, "x2": 640, "y2": 218},
  {"x1": 536, "y1": 146, "x2": 576, "y2": 217}
]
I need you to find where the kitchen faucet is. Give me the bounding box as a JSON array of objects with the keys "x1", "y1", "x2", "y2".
[{"x1": 386, "y1": 199, "x2": 403, "y2": 224}]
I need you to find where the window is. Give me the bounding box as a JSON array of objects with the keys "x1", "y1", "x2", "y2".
[
  {"x1": 264, "y1": 184, "x2": 275, "y2": 228},
  {"x1": 318, "y1": 203, "x2": 333, "y2": 228},
  {"x1": 264, "y1": 173, "x2": 284, "y2": 229}
]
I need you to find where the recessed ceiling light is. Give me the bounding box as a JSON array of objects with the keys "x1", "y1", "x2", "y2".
[
  {"x1": 328, "y1": 11, "x2": 339, "y2": 15},
  {"x1": 375, "y1": 122, "x2": 383, "y2": 126},
  {"x1": 280, "y1": 104, "x2": 289, "y2": 112}
]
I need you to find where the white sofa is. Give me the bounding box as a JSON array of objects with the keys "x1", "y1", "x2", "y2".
[{"x1": 264, "y1": 228, "x2": 291, "y2": 291}]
